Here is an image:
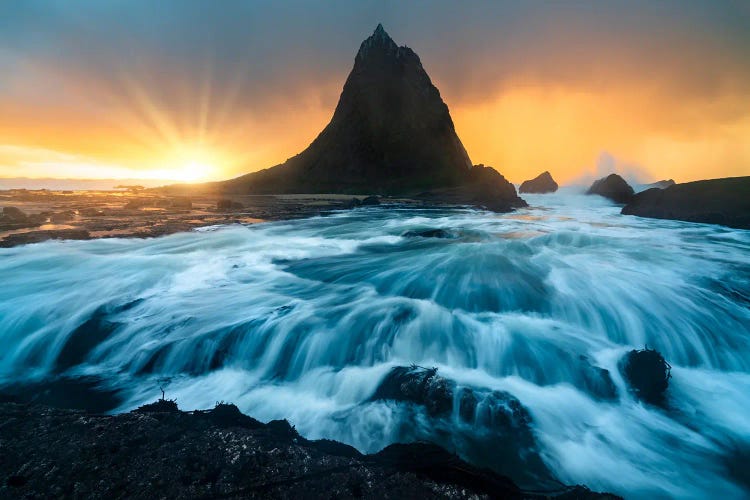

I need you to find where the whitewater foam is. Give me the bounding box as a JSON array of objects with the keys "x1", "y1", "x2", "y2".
[{"x1": 1, "y1": 191, "x2": 748, "y2": 498}]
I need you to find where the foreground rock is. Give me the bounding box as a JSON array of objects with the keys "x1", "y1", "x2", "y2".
[
  {"x1": 370, "y1": 366, "x2": 550, "y2": 488},
  {"x1": 0, "y1": 400, "x2": 616, "y2": 499},
  {"x1": 208, "y1": 25, "x2": 525, "y2": 212},
  {"x1": 622, "y1": 176, "x2": 750, "y2": 229},
  {"x1": 619, "y1": 348, "x2": 671, "y2": 406},
  {"x1": 586, "y1": 174, "x2": 635, "y2": 204},
  {"x1": 519, "y1": 171, "x2": 558, "y2": 194}
]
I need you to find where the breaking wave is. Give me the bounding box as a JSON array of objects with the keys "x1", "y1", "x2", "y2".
[{"x1": 1, "y1": 190, "x2": 749, "y2": 498}]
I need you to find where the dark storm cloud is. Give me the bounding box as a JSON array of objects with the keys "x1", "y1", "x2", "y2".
[{"x1": 2, "y1": 0, "x2": 750, "y2": 113}]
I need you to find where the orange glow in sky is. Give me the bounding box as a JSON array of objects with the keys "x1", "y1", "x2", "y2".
[{"x1": 1, "y1": 4, "x2": 749, "y2": 186}]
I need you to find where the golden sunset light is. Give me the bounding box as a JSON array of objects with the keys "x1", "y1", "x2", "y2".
[
  {"x1": 1, "y1": 4, "x2": 749, "y2": 498},
  {"x1": 2, "y1": 2, "x2": 748, "y2": 185}
]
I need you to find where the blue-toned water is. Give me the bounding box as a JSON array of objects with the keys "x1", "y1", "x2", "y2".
[{"x1": 1, "y1": 191, "x2": 749, "y2": 498}]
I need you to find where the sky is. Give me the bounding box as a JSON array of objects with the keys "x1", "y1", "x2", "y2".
[{"x1": 1, "y1": 0, "x2": 749, "y2": 185}]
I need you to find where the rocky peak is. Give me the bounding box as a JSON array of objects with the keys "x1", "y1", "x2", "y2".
[{"x1": 356, "y1": 24, "x2": 399, "y2": 62}]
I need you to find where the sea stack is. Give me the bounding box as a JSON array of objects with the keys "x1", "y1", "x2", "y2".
[
  {"x1": 622, "y1": 176, "x2": 750, "y2": 229},
  {"x1": 519, "y1": 171, "x2": 558, "y2": 194},
  {"x1": 586, "y1": 173, "x2": 635, "y2": 204},
  {"x1": 219, "y1": 25, "x2": 525, "y2": 211}
]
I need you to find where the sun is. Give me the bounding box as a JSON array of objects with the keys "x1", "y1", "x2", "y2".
[{"x1": 177, "y1": 160, "x2": 213, "y2": 182}]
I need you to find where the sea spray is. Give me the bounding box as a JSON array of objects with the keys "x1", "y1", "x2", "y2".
[{"x1": 1, "y1": 190, "x2": 749, "y2": 498}]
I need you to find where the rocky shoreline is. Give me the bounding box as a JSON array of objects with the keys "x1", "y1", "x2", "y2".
[{"x1": 0, "y1": 400, "x2": 618, "y2": 499}]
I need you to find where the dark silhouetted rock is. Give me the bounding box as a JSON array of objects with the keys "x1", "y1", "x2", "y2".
[
  {"x1": 360, "y1": 196, "x2": 381, "y2": 206},
  {"x1": 635, "y1": 179, "x2": 675, "y2": 192},
  {"x1": 135, "y1": 398, "x2": 179, "y2": 413},
  {"x1": 519, "y1": 171, "x2": 558, "y2": 194},
  {"x1": 371, "y1": 366, "x2": 453, "y2": 416},
  {"x1": 586, "y1": 174, "x2": 635, "y2": 204},
  {"x1": 402, "y1": 228, "x2": 452, "y2": 238},
  {"x1": 579, "y1": 355, "x2": 618, "y2": 401},
  {"x1": 0, "y1": 401, "x2": 618, "y2": 499},
  {"x1": 417, "y1": 164, "x2": 527, "y2": 212},
  {"x1": 220, "y1": 25, "x2": 472, "y2": 195},
  {"x1": 622, "y1": 176, "x2": 750, "y2": 229},
  {"x1": 214, "y1": 26, "x2": 526, "y2": 212},
  {"x1": 0, "y1": 229, "x2": 90, "y2": 247},
  {"x1": 620, "y1": 348, "x2": 671, "y2": 405},
  {"x1": 370, "y1": 367, "x2": 566, "y2": 489}
]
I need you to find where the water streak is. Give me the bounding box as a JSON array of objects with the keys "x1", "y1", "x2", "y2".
[{"x1": 1, "y1": 190, "x2": 749, "y2": 498}]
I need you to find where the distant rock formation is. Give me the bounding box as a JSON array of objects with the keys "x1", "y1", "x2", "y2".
[
  {"x1": 586, "y1": 174, "x2": 635, "y2": 204},
  {"x1": 216, "y1": 25, "x2": 525, "y2": 211},
  {"x1": 622, "y1": 176, "x2": 750, "y2": 229},
  {"x1": 635, "y1": 179, "x2": 675, "y2": 193},
  {"x1": 519, "y1": 171, "x2": 558, "y2": 194}
]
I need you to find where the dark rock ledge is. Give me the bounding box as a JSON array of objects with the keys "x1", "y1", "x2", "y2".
[{"x1": 0, "y1": 400, "x2": 618, "y2": 499}]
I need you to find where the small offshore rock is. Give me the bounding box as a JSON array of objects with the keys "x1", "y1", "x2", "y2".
[
  {"x1": 519, "y1": 171, "x2": 558, "y2": 194},
  {"x1": 620, "y1": 348, "x2": 671, "y2": 405},
  {"x1": 587, "y1": 174, "x2": 635, "y2": 204}
]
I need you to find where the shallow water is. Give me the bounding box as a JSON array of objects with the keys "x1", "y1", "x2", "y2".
[{"x1": 1, "y1": 191, "x2": 749, "y2": 498}]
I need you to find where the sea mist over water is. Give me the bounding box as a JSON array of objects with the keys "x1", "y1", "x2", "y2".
[{"x1": 1, "y1": 191, "x2": 749, "y2": 498}]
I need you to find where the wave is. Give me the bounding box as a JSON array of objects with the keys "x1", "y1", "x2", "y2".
[{"x1": 1, "y1": 194, "x2": 749, "y2": 498}]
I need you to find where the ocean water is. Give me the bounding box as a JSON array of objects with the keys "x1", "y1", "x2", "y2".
[{"x1": 1, "y1": 190, "x2": 749, "y2": 498}]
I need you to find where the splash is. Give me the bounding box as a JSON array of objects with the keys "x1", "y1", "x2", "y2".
[{"x1": 1, "y1": 190, "x2": 749, "y2": 498}]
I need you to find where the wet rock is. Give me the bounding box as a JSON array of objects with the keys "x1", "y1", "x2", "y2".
[
  {"x1": 519, "y1": 171, "x2": 558, "y2": 194},
  {"x1": 346, "y1": 197, "x2": 362, "y2": 208},
  {"x1": 458, "y1": 388, "x2": 478, "y2": 422},
  {"x1": 216, "y1": 199, "x2": 243, "y2": 210},
  {"x1": 0, "y1": 400, "x2": 617, "y2": 499},
  {"x1": 170, "y1": 197, "x2": 193, "y2": 209},
  {"x1": 0, "y1": 229, "x2": 90, "y2": 247},
  {"x1": 79, "y1": 208, "x2": 104, "y2": 217},
  {"x1": 620, "y1": 348, "x2": 671, "y2": 405},
  {"x1": 136, "y1": 398, "x2": 179, "y2": 413},
  {"x1": 465, "y1": 164, "x2": 527, "y2": 212},
  {"x1": 587, "y1": 174, "x2": 635, "y2": 204},
  {"x1": 1, "y1": 206, "x2": 27, "y2": 221},
  {"x1": 402, "y1": 228, "x2": 452, "y2": 238},
  {"x1": 622, "y1": 176, "x2": 750, "y2": 229},
  {"x1": 371, "y1": 366, "x2": 453, "y2": 416},
  {"x1": 579, "y1": 355, "x2": 618, "y2": 401},
  {"x1": 0, "y1": 376, "x2": 122, "y2": 413},
  {"x1": 361, "y1": 196, "x2": 381, "y2": 206},
  {"x1": 55, "y1": 306, "x2": 120, "y2": 372},
  {"x1": 50, "y1": 210, "x2": 76, "y2": 222},
  {"x1": 0, "y1": 206, "x2": 41, "y2": 231}
]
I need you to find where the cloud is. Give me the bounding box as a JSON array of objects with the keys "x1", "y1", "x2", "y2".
[{"x1": 0, "y1": 1, "x2": 749, "y2": 182}]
